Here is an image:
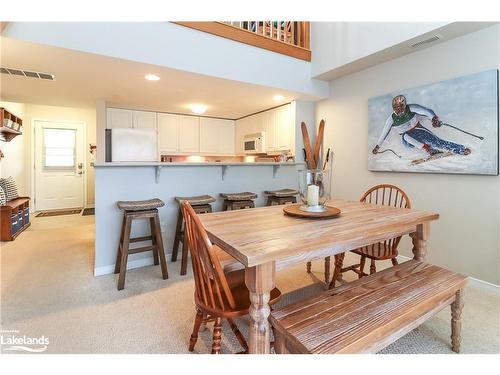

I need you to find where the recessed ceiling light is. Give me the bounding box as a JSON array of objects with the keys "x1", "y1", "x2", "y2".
[
  {"x1": 273, "y1": 95, "x2": 285, "y2": 101},
  {"x1": 145, "y1": 74, "x2": 160, "y2": 81},
  {"x1": 190, "y1": 104, "x2": 207, "y2": 114}
]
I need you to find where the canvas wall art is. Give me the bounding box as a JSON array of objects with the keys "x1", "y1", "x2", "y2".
[{"x1": 368, "y1": 70, "x2": 499, "y2": 175}]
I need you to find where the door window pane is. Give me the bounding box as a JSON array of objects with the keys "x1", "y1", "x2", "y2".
[{"x1": 43, "y1": 128, "x2": 76, "y2": 168}]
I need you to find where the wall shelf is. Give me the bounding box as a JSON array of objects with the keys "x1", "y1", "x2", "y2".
[{"x1": 0, "y1": 107, "x2": 23, "y2": 142}]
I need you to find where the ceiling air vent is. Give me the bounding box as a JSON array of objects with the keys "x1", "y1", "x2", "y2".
[
  {"x1": 0, "y1": 67, "x2": 55, "y2": 80},
  {"x1": 410, "y1": 34, "x2": 442, "y2": 48}
]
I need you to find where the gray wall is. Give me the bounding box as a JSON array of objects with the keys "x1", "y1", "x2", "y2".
[
  {"x1": 94, "y1": 164, "x2": 301, "y2": 276},
  {"x1": 316, "y1": 24, "x2": 500, "y2": 284}
]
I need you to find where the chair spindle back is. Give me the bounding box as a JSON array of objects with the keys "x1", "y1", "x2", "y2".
[
  {"x1": 360, "y1": 184, "x2": 411, "y2": 256},
  {"x1": 181, "y1": 201, "x2": 237, "y2": 313}
]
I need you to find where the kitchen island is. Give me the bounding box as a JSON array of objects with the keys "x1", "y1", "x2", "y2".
[{"x1": 93, "y1": 161, "x2": 303, "y2": 276}]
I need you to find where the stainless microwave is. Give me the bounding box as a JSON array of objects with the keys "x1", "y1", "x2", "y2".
[{"x1": 243, "y1": 132, "x2": 266, "y2": 154}]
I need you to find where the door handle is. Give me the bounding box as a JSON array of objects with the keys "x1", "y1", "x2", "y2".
[{"x1": 77, "y1": 171, "x2": 84, "y2": 175}]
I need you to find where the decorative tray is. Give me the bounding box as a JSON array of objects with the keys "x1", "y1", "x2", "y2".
[{"x1": 283, "y1": 204, "x2": 341, "y2": 219}]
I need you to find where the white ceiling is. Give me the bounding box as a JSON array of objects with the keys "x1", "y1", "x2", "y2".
[{"x1": 0, "y1": 37, "x2": 307, "y2": 119}]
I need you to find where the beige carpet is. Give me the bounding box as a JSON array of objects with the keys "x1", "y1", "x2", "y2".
[{"x1": 1, "y1": 215, "x2": 499, "y2": 354}]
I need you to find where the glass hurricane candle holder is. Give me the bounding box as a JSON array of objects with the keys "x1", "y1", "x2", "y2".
[{"x1": 298, "y1": 169, "x2": 331, "y2": 212}]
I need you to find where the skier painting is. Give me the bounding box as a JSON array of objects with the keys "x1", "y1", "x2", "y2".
[
  {"x1": 367, "y1": 69, "x2": 499, "y2": 175},
  {"x1": 372, "y1": 95, "x2": 472, "y2": 160}
]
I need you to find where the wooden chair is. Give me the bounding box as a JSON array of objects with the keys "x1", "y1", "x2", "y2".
[
  {"x1": 328, "y1": 184, "x2": 411, "y2": 289},
  {"x1": 172, "y1": 195, "x2": 216, "y2": 275},
  {"x1": 181, "y1": 201, "x2": 282, "y2": 354}
]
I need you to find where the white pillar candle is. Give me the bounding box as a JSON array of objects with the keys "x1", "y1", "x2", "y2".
[{"x1": 307, "y1": 184, "x2": 320, "y2": 206}]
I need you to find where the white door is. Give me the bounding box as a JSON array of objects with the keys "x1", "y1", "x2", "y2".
[{"x1": 35, "y1": 121, "x2": 85, "y2": 211}]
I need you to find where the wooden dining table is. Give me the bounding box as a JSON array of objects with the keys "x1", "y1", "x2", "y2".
[{"x1": 199, "y1": 198, "x2": 439, "y2": 354}]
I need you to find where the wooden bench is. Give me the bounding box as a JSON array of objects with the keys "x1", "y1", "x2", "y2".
[
  {"x1": 0, "y1": 197, "x2": 31, "y2": 241},
  {"x1": 270, "y1": 260, "x2": 468, "y2": 354}
]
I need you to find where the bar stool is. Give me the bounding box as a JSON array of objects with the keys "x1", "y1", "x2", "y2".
[
  {"x1": 264, "y1": 188, "x2": 299, "y2": 206},
  {"x1": 115, "y1": 198, "x2": 168, "y2": 291},
  {"x1": 220, "y1": 192, "x2": 258, "y2": 211},
  {"x1": 172, "y1": 195, "x2": 216, "y2": 275}
]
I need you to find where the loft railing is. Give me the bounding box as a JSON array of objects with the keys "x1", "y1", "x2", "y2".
[
  {"x1": 222, "y1": 21, "x2": 310, "y2": 49},
  {"x1": 174, "y1": 21, "x2": 311, "y2": 61}
]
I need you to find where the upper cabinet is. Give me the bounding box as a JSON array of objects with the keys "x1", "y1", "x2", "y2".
[
  {"x1": 234, "y1": 116, "x2": 250, "y2": 154},
  {"x1": 107, "y1": 105, "x2": 292, "y2": 156},
  {"x1": 200, "y1": 118, "x2": 235, "y2": 154},
  {"x1": 235, "y1": 104, "x2": 294, "y2": 155},
  {"x1": 178, "y1": 116, "x2": 200, "y2": 153},
  {"x1": 158, "y1": 113, "x2": 180, "y2": 152},
  {"x1": 107, "y1": 108, "x2": 157, "y2": 131},
  {"x1": 275, "y1": 105, "x2": 292, "y2": 151},
  {"x1": 133, "y1": 111, "x2": 157, "y2": 130},
  {"x1": 158, "y1": 114, "x2": 200, "y2": 153},
  {"x1": 218, "y1": 120, "x2": 236, "y2": 154},
  {"x1": 106, "y1": 108, "x2": 133, "y2": 129}
]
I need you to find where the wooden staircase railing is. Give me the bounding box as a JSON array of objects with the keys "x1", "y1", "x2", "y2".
[{"x1": 174, "y1": 21, "x2": 311, "y2": 61}]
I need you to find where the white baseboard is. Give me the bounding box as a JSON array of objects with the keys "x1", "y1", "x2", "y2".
[
  {"x1": 94, "y1": 255, "x2": 155, "y2": 277},
  {"x1": 397, "y1": 255, "x2": 500, "y2": 294},
  {"x1": 467, "y1": 277, "x2": 500, "y2": 295}
]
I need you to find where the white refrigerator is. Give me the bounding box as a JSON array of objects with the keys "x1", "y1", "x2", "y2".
[{"x1": 110, "y1": 128, "x2": 158, "y2": 162}]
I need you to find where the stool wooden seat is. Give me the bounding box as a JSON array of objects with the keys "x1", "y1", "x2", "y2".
[
  {"x1": 115, "y1": 199, "x2": 168, "y2": 291},
  {"x1": 220, "y1": 192, "x2": 257, "y2": 211},
  {"x1": 116, "y1": 198, "x2": 165, "y2": 211},
  {"x1": 264, "y1": 188, "x2": 298, "y2": 206},
  {"x1": 175, "y1": 195, "x2": 216, "y2": 206},
  {"x1": 172, "y1": 195, "x2": 215, "y2": 275}
]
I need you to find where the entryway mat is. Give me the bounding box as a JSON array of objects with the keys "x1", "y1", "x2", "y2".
[
  {"x1": 36, "y1": 209, "x2": 82, "y2": 217},
  {"x1": 82, "y1": 208, "x2": 95, "y2": 216}
]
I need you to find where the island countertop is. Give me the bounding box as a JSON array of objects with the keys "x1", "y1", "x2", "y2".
[{"x1": 94, "y1": 161, "x2": 303, "y2": 167}]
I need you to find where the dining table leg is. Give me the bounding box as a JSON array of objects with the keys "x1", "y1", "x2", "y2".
[
  {"x1": 410, "y1": 222, "x2": 430, "y2": 261},
  {"x1": 245, "y1": 261, "x2": 276, "y2": 354}
]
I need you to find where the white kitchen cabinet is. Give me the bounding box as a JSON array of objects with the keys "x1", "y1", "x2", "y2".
[
  {"x1": 266, "y1": 104, "x2": 293, "y2": 153},
  {"x1": 133, "y1": 110, "x2": 157, "y2": 130},
  {"x1": 199, "y1": 118, "x2": 219, "y2": 153},
  {"x1": 107, "y1": 108, "x2": 157, "y2": 131},
  {"x1": 158, "y1": 113, "x2": 180, "y2": 152},
  {"x1": 235, "y1": 117, "x2": 250, "y2": 154},
  {"x1": 275, "y1": 105, "x2": 292, "y2": 151},
  {"x1": 200, "y1": 118, "x2": 235, "y2": 154},
  {"x1": 179, "y1": 116, "x2": 200, "y2": 153},
  {"x1": 234, "y1": 104, "x2": 294, "y2": 155},
  {"x1": 107, "y1": 108, "x2": 133, "y2": 129},
  {"x1": 249, "y1": 112, "x2": 265, "y2": 134},
  {"x1": 217, "y1": 119, "x2": 235, "y2": 154},
  {"x1": 264, "y1": 109, "x2": 277, "y2": 152}
]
